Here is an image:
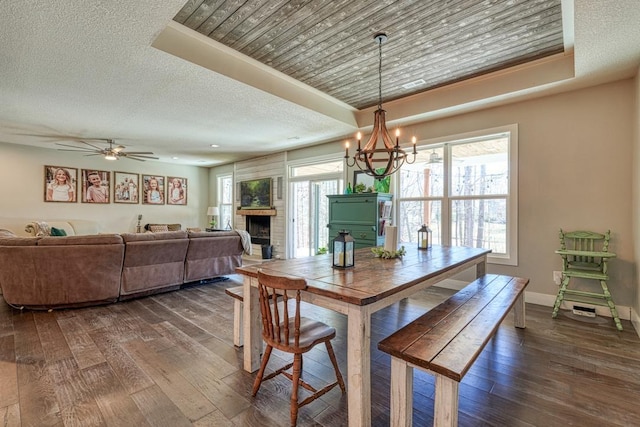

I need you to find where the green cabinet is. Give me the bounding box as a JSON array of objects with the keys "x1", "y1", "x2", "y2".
[{"x1": 327, "y1": 193, "x2": 392, "y2": 250}]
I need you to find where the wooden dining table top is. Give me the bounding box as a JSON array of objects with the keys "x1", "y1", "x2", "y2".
[{"x1": 236, "y1": 245, "x2": 491, "y2": 306}]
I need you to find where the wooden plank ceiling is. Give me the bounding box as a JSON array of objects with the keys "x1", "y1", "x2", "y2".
[{"x1": 174, "y1": 0, "x2": 564, "y2": 110}]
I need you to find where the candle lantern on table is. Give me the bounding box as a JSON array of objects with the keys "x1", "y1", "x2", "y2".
[
  {"x1": 332, "y1": 230, "x2": 355, "y2": 269},
  {"x1": 418, "y1": 224, "x2": 432, "y2": 250}
]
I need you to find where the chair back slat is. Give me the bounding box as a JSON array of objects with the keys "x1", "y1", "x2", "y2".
[
  {"x1": 559, "y1": 229, "x2": 610, "y2": 267},
  {"x1": 257, "y1": 270, "x2": 307, "y2": 349}
]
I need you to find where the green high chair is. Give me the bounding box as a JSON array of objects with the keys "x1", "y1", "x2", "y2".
[{"x1": 552, "y1": 229, "x2": 622, "y2": 331}]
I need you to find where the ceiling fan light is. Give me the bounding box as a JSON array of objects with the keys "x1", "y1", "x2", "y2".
[{"x1": 104, "y1": 153, "x2": 118, "y2": 160}]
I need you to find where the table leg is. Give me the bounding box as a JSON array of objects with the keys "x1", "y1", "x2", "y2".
[
  {"x1": 243, "y1": 275, "x2": 261, "y2": 372},
  {"x1": 476, "y1": 257, "x2": 486, "y2": 278},
  {"x1": 347, "y1": 304, "x2": 371, "y2": 427}
]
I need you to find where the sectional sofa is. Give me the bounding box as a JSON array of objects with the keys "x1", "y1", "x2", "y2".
[{"x1": 0, "y1": 221, "x2": 244, "y2": 310}]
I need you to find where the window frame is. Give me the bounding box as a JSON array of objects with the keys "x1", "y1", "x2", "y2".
[
  {"x1": 217, "y1": 173, "x2": 233, "y2": 230},
  {"x1": 395, "y1": 124, "x2": 518, "y2": 266}
]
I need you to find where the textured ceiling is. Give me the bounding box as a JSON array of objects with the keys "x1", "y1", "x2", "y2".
[{"x1": 0, "y1": 1, "x2": 639, "y2": 166}]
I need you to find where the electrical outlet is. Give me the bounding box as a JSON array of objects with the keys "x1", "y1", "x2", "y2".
[{"x1": 553, "y1": 271, "x2": 562, "y2": 285}]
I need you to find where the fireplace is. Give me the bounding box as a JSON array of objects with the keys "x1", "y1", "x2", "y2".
[{"x1": 246, "y1": 215, "x2": 270, "y2": 245}]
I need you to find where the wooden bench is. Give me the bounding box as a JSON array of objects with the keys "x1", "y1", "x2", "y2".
[
  {"x1": 225, "y1": 285, "x2": 281, "y2": 347},
  {"x1": 378, "y1": 274, "x2": 529, "y2": 426},
  {"x1": 225, "y1": 286, "x2": 245, "y2": 347}
]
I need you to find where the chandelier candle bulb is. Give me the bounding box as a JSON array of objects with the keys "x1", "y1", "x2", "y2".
[
  {"x1": 357, "y1": 132, "x2": 362, "y2": 151},
  {"x1": 345, "y1": 141, "x2": 349, "y2": 157},
  {"x1": 412, "y1": 136, "x2": 417, "y2": 154}
]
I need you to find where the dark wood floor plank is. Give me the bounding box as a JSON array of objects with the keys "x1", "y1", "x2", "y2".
[
  {"x1": 130, "y1": 385, "x2": 193, "y2": 427},
  {"x1": 56, "y1": 316, "x2": 105, "y2": 370},
  {"x1": 48, "y1": 357, "x2": 105, "y2": 427},
  {"x1": 0, "y1": 335, "x2": 18, "y2": 409},
  {"x1": 2, "y1": 282, "x2": 640, "y2": 426},
  {"x1": 88, "y1": 327, "x2": 155, "y2": 395},
  {"x1": 122, "y1": 338, "x2": 216, "y2": 421},
  {"x1": 33, "y1": 311, "x2": 74, "y2": 363},
  {"x1": 0, "y1": 403, "x2": 20, "y2": 426},
  {"x1": 12, "y1": 311, "x2": 62, "y2": 426},
  {"x1": 81, "y1": 361, "x2": 150, "y2": 427}
]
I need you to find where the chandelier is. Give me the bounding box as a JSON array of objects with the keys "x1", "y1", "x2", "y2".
[{"x1": 345, "y1": 32, "x2": 416, "y2": 179}]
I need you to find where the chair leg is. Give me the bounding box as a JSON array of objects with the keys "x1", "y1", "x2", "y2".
[
  {"x1": 290, "y1": 353, "x2": 303, "y2": 427},
  {"x1": 252, "y1": 345, "x2": 273, "y2": 396},
  {"x1": 601, "y1": 280, "x2": 623, "y2": 331},
  {"x1": 325, "y1": 341, "x2": 346, "y2": 393},
  {"x1": 552, "y1": 275, "x2": 570, "y2": 318}
]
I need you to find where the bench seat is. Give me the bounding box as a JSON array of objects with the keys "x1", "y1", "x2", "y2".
[{"x1": 378, "y1": 274, "x2": 529, "y2": 426}]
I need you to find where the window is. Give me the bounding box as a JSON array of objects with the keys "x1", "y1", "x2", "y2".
[
  {"x1": 218, "y1": 174, "x2": 233, "y2": 230},
  {"x1": 288, "y1": 158, "x2": 343, "y2": 258},
  {"x1": 396, "y1": 125, "x2": 518, "y2": 265}
]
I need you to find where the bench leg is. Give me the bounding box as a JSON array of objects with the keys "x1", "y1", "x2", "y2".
[
  {"x1": 513, "y1": 292, "x2": 526, "y2": 329},
  {"x1": 434, "y1": 374, "x2": 459, "y2": 427},
  {"x1": 233, "y1": 298, "x2": 243, "y2": 347},
  {"x1": 390, "y1": 357, "x2": 413, "y2": 427}
]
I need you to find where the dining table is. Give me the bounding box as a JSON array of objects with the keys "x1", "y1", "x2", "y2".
[{"x1": 236, "y1": 244, "x2": 491, "y2": 427}]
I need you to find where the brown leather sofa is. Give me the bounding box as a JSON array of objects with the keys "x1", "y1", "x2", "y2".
[
  {"x1": 0, "y1": 231, "x2": 243, "y2": 309},
  {"x1": 0, "y1": 234, "x2": 125, "y2": 309}
]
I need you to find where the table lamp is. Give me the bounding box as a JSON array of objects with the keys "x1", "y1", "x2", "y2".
[{"x1": 207, "y1": 206, "x2": 219, "y2": 228}]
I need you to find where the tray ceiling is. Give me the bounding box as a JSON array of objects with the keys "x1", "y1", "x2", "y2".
[{"x1": 173, "y1": 0, "x2": 564, "y2": 110}]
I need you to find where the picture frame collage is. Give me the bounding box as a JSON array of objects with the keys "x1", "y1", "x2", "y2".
[{"x1": 44, "y1": 165, "x2": 188, "y2": 205}]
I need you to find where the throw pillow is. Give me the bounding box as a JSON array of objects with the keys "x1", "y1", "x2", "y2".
[
  {"x1": 50, "y1": 227, "x2": 67, "y2": 236},
  {"x1": 25, "y1": 221, "x2": 51, "y2": 237},
  {"x1": 187, "y1": 227, "x2": 202, "y2": 232},
  {"x1": 0, "y1": 228, "x2": 16, "y2": 237},
  {"x1": 149, "y1": 224, "x2": 169, "y2": 233}
]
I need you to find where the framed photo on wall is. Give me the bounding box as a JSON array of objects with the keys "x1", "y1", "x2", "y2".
[
  {"x1": 167, "y1": 176, "x2": 187, "y2": 205},
  {"x1": 142, "y1": 175, "x2": 165, "y2": 205},
  {"x1": 44, "y1": 165, "x2": 77, "y2": 202},
  {"x1": 81, "y1": 169, "x2": 110, "y2": 203},
  {"x1": 114, "y1": 171, "x2": 139, "y2": 204}
]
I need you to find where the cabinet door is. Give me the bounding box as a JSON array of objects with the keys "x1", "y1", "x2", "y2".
[{"x1": 329, "y1": 196, "x2": 378, "y2": 225}]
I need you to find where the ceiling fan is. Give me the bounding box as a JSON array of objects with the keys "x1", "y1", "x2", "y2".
[
  {"x1": 56, "y1": 138, "x2": 158, "y2": 161},
  {"x1": 427, "y1": 149, "x2": 443, "y2": 164}
]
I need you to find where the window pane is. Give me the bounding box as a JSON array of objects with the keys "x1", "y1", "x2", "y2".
[
  {"x1": 451, "y1": 198, "x2": 506, "y2": 254},
  {"x1": 397, "y1": 200, "x2": 441, "y2": 245},
  {"x1": 221, "y1": 176, "x2": 232, "y2": 204},
  {"x1": 291, "y1": 161, "x2": 343, "y2": 177},
  {"x1": 220, "y1": 205, "x2": 232, "y2": 229},
  {"x1": 398, "y1": 147, "x2": 444, "y2": 198},
  {"x1": 450, "y1": 137, "x2": 508, "y2": 197}
]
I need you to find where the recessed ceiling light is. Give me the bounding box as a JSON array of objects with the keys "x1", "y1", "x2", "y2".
[
  {"x1": 172, "y1": 156, "x2": 179, "y2": 160},
  {"x1": 402, "y1": 79, "x2": 426, "y2": 90},
  {"x1": 210, "y1": 144, "x2": 219, "y2": 148}
]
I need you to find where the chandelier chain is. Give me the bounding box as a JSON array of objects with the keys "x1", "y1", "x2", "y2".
[{"x1": 378, "y1": 37, "x2": 383, "y2": 111}]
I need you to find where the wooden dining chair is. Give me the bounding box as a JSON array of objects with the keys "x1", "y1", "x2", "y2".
[{"x1": 252, "y1": 269, "x2": 346, "y2": 426}]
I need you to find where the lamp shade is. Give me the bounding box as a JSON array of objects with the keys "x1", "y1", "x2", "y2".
[{"x1": 207, "y1": 206, "x2": 219, "y2": 216}]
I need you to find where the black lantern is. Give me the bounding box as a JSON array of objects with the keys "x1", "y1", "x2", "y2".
[
  {"x1": 418, "y1": 224, "x2": 432, "y2": 250},
  {"x1": 332, "y1": 230, "x2": 355, "y2": 268}
]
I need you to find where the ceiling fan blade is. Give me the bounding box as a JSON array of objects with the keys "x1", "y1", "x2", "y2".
[
  {"x1": 126, "y1": 156, "x2": 146, "y2": 161},
  {"x1": 78, "y1": 140, "x2": 107, "y2": 151},
  {"x1": 127, "y1": 154, "x2": 159, "y2": 159},
  {"x1": 113, "y1": 145, "x2": 126, "y2": 152},
  {"x1": 83, "y1": 153, "x2": 103, "y2": 157},
  {"x1": 123, "y1": 151, "x2": 155, "y2": 155},
  {"x1": 55, "y1": 142, "x2": 96, "y2": 151}
]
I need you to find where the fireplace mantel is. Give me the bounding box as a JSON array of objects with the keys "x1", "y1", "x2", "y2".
[{"x1": 238, "y1": 209, "x2": 276, "y2": 216}]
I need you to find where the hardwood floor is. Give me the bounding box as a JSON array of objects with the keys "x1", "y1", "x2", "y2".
[{"x1": 1, "y1": 275, "x2": 640, "y2": 426}]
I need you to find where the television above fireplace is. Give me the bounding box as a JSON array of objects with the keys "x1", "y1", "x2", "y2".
[{"x1": 240, "y1": 178, "x2": 272, "y2": 209}]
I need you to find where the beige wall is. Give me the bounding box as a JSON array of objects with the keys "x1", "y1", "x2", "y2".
[
  {"x1": 211, "y1": 78, "x2": 638, "y2": 310},
  {"x1": 0, "y1": 142, "x2": 210, "y2": 232},
  {"x1": 405, "y1": 80, "x2": 635, "y2": 309}
]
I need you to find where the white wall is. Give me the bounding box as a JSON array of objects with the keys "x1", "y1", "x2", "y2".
[
  {"x1": 633, "y1": 68, "x2": 640, "y2": 329},
  {"x1": 0, "y1": 142, "x2": 210, "y2": 233}
]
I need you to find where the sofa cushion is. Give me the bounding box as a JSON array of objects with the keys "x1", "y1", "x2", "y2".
[
  {"x1": 121, "y1": 230, "x2": 188, "y2": 242},
  {"x1": 37, "y1": 234, "x2": 123, "y2": 246},
  {"x1": 0, "y1": 236, "x2": 40, "y2": 246}
]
